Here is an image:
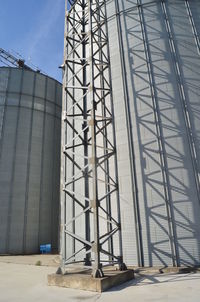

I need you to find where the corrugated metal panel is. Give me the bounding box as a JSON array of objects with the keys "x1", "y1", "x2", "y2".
[
  {"x1": 106, "y1": 0, "x2": 200, "y2": 266},
  {"x1": 0, "y1": 67, "x2": 62, "y2": 254},
  {"x1": 63, "y1": 0, "x2": 200, "y2": 267}
]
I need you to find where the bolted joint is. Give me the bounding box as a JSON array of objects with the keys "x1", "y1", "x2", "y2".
[
  {"x1": 82, "y1": 170, "x2": 88, "y2": 177},
  {"x1": 62, "y1": 111, "x2": 67, "y2": 121},
  {"x1": 89, "y1": 157, "x2": 97, "y2": 165},
  {"x1": 88, "y1": 85, "x2": 94, "y2": 92},
  {"x1": 117, "y1": 222, "x2": 121, "y2": 230},
  {"x1": 88, "y1": 118, "x2": 97, "y2": 126},
  {"x1": 88, "y1": 119, "x2": 94, "y2": 126},
  {"x1": 90, "y1": 199, "x2": 96, "y2": 209},
  {"x1": 92, "y1": 243, "x2": 101, "y2": 253},
  {"x1": 117, "y1": 256, "x2": 127, "y2": 271},
  {"x1": 90, "y1": 199, "x2": 99, "y2": 209}
]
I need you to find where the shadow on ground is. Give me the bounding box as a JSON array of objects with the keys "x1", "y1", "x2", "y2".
[{"x1": 108, "y1": 271, "x2": 200, "y2": 292}]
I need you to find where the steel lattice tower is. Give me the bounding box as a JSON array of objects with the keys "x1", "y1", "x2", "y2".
[{"x1": 61, "y1": 0, "x2": 126, "y2": 277}]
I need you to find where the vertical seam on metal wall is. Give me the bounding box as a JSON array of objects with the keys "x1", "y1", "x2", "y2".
[
  {"x1": 6, "y1": 68, "x2": 24, "y2": 253},
  {"x1": 38, "y1": 76, "x2": 47, "y2": 249},
  {"x1": 0, "y1": 68, "x2": 11, "y2": 253},
  {"x1": 0, "y1": 70, "x2": 9, "y2": 144},
  {"x1": 185, "y1": 0, "x2": 200, "y2": 56},
  {"x1": 51, "y1": 82, "x2": 57, "y2": 250},
  {"x1": 137, "y1": 0, "x2": 179, "y2": 267},
  {"x1": 161, "y1": 1, "x2": 200, "y2": 206},
  {"x1": 23, "y1": 72, "x2": 36, "y2": 253},
  {"x1": 0, "y1": 68, "x2": 10, "y2": 165},
  {"x1": 114, "y1": 0, "x2": 144, "y2": 267}
]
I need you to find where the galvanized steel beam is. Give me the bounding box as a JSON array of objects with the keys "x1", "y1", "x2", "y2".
[{"x1": 61, "y1": 0, "x2": 126, "y2": 277}]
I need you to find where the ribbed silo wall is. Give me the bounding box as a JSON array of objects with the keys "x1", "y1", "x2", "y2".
[
  {"x1": 106, "y1": 0, "x2": 200, "y2": 266},
  {"x1": 0, "y1": 67, "x2": 62, "y2": 254},
  {"x1": 63, "y1": 0, "x2": 200, "y2": 267}
]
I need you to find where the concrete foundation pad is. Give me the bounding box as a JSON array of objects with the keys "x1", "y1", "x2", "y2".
[
  {"x1": 48, "y1": 269, "x2": 134, "y2": 292},
  {"x1": 131, "y1": 266, "x2": 200, "y2": 275}
]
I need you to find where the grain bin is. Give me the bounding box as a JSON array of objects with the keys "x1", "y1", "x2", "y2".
[
  {"x1": 106, "y1": 0, "x2": 200, "y2": 266},
  {"x1": 62, "y1": 0, "x2": 200, "y2": 268},
  {"x1": 0, "y1": 67, "x2": 62, "y2": 254}
]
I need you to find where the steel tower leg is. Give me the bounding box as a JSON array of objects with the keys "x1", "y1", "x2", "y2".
[{"x1": 61, "y1": 0, "x2": 126, "y2": 277}]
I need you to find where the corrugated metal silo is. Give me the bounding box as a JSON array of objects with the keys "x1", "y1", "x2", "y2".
[
  {"x1": 62, "y1": 0, "x2": 200, "y2": 269},
  {"x1": 106, "y1": 0, "x2": 200, "y2": 267},
  {"x1": 0, "y1": 67, "x2": 62, "y2": 254}
]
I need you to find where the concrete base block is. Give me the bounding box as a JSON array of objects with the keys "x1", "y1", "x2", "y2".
[
  {"x1": 131, "y1": 266, "x2": 200, "y2": 275},
  {"x1": 48, "y1": 269, "x2": 134, "y2": 292}
]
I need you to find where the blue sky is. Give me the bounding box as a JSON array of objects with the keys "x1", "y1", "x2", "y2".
[{"x1": 0, "y1": 0, "x2": 65, "y2": 82}]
